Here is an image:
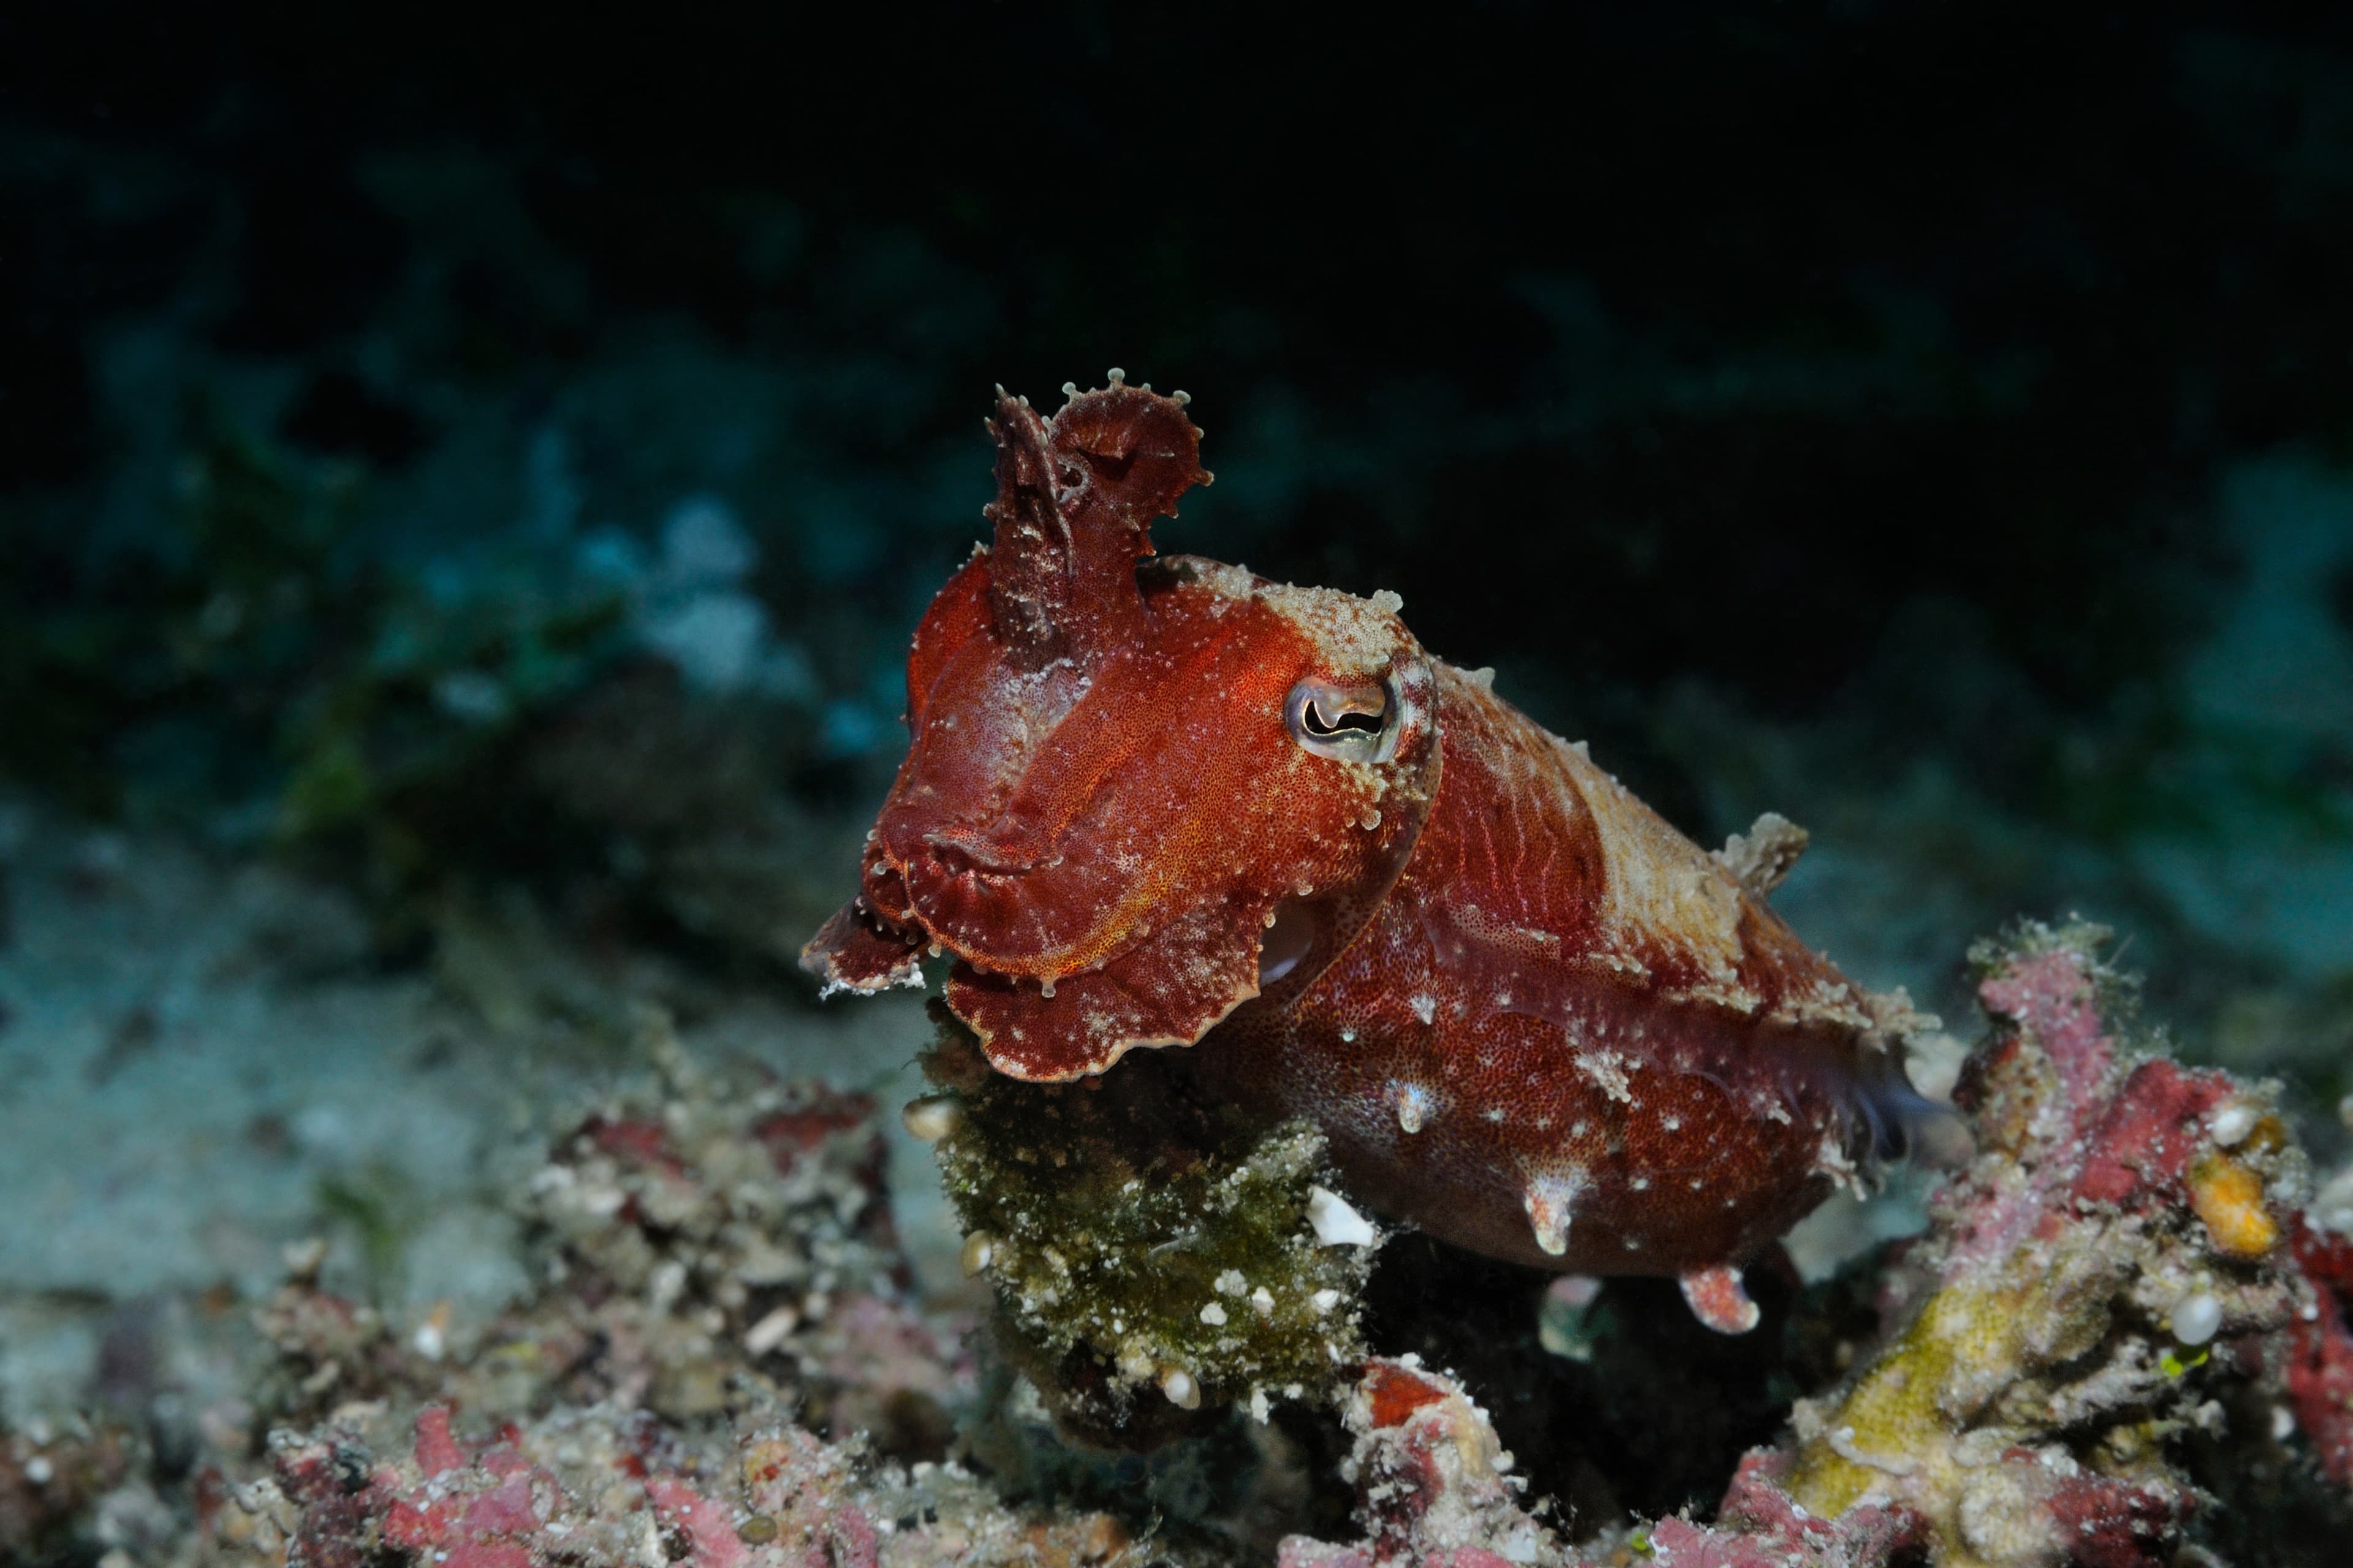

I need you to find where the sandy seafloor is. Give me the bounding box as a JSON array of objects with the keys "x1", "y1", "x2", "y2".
[{"x1": 0, "y1": 807, "x2": 958, "y2": 1420}]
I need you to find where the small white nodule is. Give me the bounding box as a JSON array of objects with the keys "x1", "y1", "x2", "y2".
[
  {"x1": 2170, "y1": 1292, "x2": 2224, "y2": 1347},
  {"x1": 1161, "y1": 1368, "x2": 1201, "y2": 1409},
  {"x1": 2208, "y1": 1102, "x2": 2260, "y2": 1148},
  {"x1": 901, "y1": 1096, "x2": 961, "y2": 1142},
  {"x1": 960, "y1": 1232, "x2": 996, "y2": 1276},
  {"x1": 1307, "y1": 1186, "x2": 1378, "y2": 1248},
  {"x1": 743, "y1": 1305, "x2": 800, "y2": 1356}
]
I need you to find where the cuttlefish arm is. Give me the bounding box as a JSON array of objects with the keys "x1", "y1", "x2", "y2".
[{"x1": 803, "y1": 895, "x2": 926, "y2": 997}]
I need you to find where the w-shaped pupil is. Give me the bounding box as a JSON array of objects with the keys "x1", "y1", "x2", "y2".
[{"x1": 1303, "y1": 701, "x2": 1385, "y2": 738}]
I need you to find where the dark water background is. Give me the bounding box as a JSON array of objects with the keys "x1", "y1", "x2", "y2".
[{"x1": 3, "y1": 4, "x2": 2351, "y2": 1271}]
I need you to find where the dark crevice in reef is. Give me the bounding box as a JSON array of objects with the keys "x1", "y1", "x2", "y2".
[
  {"x1": 1360, "y1": 1233, "x2": 1885, "y2": 1538},
  {"x1": 1365, "y1": 1233, "x2": 1779, "y2": 1525}
]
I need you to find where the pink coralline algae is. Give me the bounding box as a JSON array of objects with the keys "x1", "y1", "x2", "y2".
[
  {"x1": 267, "y1": 1402, "x2": 1131, "y2": 1568},
  {"x1": 2287, "y1": 1219, "x2": 2353, "y2": 1487},
  {"x1": 276, "y1": 1412, "x2": 555, "y2": 1568}
]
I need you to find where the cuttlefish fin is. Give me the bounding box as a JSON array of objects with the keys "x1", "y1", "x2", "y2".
[
  {"x1": 983, "y1": 374, "x2": 1211, "y2": 664},
  {"x1": 945, "y1": 894, "x2": 1273, "y2": 1081}
]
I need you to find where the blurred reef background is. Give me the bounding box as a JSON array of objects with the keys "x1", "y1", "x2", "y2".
[{"x1": 4, "y1": 4, "x2": 2353, "y2": 1564}]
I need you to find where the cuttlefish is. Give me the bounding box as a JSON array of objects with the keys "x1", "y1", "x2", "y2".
[{"x1": 805, "y1": 373, "x2": 1923, "y2": 1333}]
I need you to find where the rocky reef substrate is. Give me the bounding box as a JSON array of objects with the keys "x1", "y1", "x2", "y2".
[{"x1": 6, "y1": 926, "x2": 2353, "y2": 1567}]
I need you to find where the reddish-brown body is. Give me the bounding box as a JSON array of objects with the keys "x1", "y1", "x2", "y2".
[
  {"x1": 1205, "y1": 661, "x2": 1879, "y2": 1274},
  {"x1": 806, "y1": 376, "x2": 1909, "y2": 1326}
]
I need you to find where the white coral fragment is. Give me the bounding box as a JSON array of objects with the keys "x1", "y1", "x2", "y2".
[{"x1": 1307, "y1": 1186, "x2": 1377, "y2": 1247}]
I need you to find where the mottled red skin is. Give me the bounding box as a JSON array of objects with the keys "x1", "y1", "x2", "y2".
[
  {"x1": 1202, "y1": 661, "x2": 1888, "y2": 1273},
  {"x1": 806, "y1": 377, "x2": 1903, "y2": 1281}
]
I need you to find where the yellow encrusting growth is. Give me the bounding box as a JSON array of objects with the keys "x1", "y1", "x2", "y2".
[
  {"x1": 1789, "y1": 1264, "x2": 2115, "y2": 1534},
  {"x1": 2187, "y1": 1150, "x2": 2279, "y2": 1259}
]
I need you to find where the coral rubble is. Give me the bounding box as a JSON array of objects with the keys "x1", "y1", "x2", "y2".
[
  {"x1": 7, "y1": 926, "x2": 2353, "y2": 1566},
  {"x1": 1770, "y1": 925, "x2": 2311, "y2": 1565},
  {"x1": 1, "y1": 1417, "x2": 144, "y2": 1565},
  {"x1": 9, "y1": 1015, "x2": 1158, "y2": 1568},
  {"x1": 252, "y1": 1010, "x2": 958, "y2": 1446},
  {"x1": 238, "y1": 1402, "x2": 1137, "y2": 1568},
  {"x1": 1278, "y1": 1355, "x2": 1925, "y2": 1568}
]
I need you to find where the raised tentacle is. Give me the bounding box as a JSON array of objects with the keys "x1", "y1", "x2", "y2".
[{"x1": 982, "y1": 373, "x2": 1210, "y2": 664}]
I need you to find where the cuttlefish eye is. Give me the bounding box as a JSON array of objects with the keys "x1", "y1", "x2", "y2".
[{"x1": 1285, "y1": 678, "x2": 1394, "y2": 761}]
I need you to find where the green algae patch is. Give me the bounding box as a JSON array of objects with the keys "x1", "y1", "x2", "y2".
[{"x1": 921, "y1": 1005, "x2": 1377, "y2": 1445}]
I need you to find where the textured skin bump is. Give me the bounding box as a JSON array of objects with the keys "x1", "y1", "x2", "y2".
[{"x1": 806, "y1": 376, "x2": 1906, "y2": 1292}]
